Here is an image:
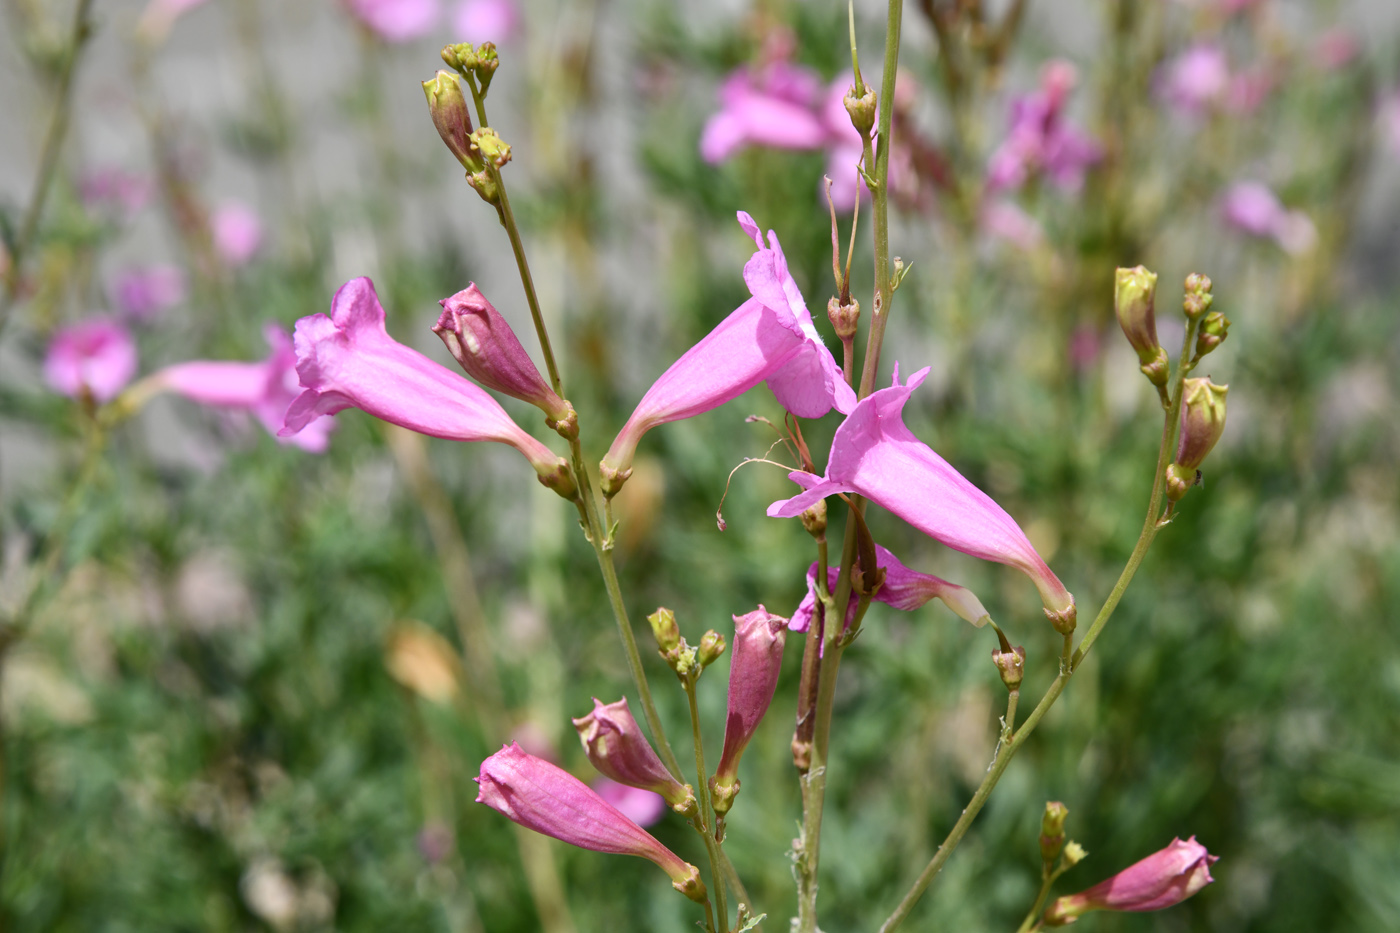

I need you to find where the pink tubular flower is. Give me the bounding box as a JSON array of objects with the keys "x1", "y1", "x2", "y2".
[
  {"x1": 111, "y1": 264, "x2": 186, "y2": 322},
  {"x1": 211, "y1": 202, "x2": 263, "y2": 268},
  {"x1": 1043, "y1": 836, "x2": 1218, "y2": 925},
  {"x1": 281, "y1": 277, "x2": 573, "y2": 491},
  {"x1": 790, "y1": 543, "x2": 991, "y2": 636},
  {"x1": 573, "y1": 697, "x2": 694, "y2": 813},
  {"x1": 453, "y1": 0, "x2": 519, "y2": 44},
  {"x1": 1219, "y1": 182, "x2": 1317, "y2": 255},
  {"x1": 476, "y1": 743, "x2": 706, "y2": 902},
  {"x1": 154, "y1": 325, "x2": 334, "y2": 452},
  {"x1": 987, "y1": 60, "x2": 1101, "y2": 194},
  {"x1": 700, "y1": 62, "x2": 829, "y2": 164},
  {"x1": 1157, "y1": 44, "x2": 1231, "y2": 115},
  {"x1": 711, "y1": 606, "x2": 788, "y2": 814},
  {"x1": 768, "y1": 366, "x2": 1074, "y2": 624},
  {"x1": 591, "y1": 778, "x2": 667, "y2": 828},
  {"x1": 344, "y1": 0, "x2": 440, "y2": 42},
  {"x1": 44, "y1": 317, "x2": 138, "y2": 403},
  {"x1": 599, "y1": 212, "x2": 855, "y2": 495}
]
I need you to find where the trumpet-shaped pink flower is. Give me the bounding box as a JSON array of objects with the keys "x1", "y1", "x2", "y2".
[
  {"x1": 987, "y1": 60, "x2": 1101, "y2": 194},
  {"x1": 573, "y1": 697, "x2": 692, "y2": 812},
  {"x1": 111, "y1": 264, "x2": 186, "y2": 322},
  {"x1": 282, "y1": 277, "x2": 571, "y2": 489},
  {"x1": 344, "y1": 0, "x2": 440, "y2": 42},
  {"x1": 476, "y1": 743, "x2": 705, "y2": 901},
  {"x1": 1220, "y1": 182, "x2": 1316, "y2": 255},
  {"x1": 789, "y1": 543, "x2": 991, "y2": 636},
  {"x1": 211, "y1": 202, "x2": 263, "y2": 268},
  {"x1": 1044, "y1": 836, "x2": 1218, "y2": 925},
  {"x1": 711, "y1": 606, "x2": 788, "y2": 813},
  {"x1": 700, "y1": 63, "x2": 828, "y2": 164},
  {"x1": 155, "y1": 325, "x2": 334, "y2": 452},
  {"x1": 768, "y1": 366, "x2": 1074, "y2": 619},
  {"x1": 44, "y1": 317, "x2": 138, "y2": 403},
  {"x1": 600, "y1": 213, "x2": 855, "y2": 495}
]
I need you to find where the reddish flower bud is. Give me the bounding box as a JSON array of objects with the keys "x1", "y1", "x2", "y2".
[
  {"x1": 1043, "y1": 836, "x2": 1218, "y2": 925},
  {"x1": 1114, "y1": 266, "x2": 1168, "y2": 387},
  {"x1": 572, "y1": 698, "x2": 694, "y2": 814},
  {"x1": 711, "y1": 606, "x2": 788, "y2": 815},
  {"x1": 476, "y1": 743, "x2": 706, "y2": 902},
  {"x1": 1175, "y1": 378, "x2": 1228, "y2": 472},
  {"x1": 422, "y1": 71, "x2": 480, "y2": 171}
]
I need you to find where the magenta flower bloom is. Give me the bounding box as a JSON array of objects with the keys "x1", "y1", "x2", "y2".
[
  {"x1": 282, "y1": 277, "x2": 571, "y2": 489},
  {"x1": 453, "y1": 0, "x2": 519, "y2": 43},
  {"x1": 44, "y1": 317, "x2": 138, "y2": 403},
  {"x1": 344, "y1": 0, "x2": 440, "y2": 41},
  {"x1": 476, "y1": 743, "x2": 705, "y2": 901},
  {"x1": 790, "y1": 543, "x2": 990, "y2": 636},
  {"x1": 1044, "y1": 836, "x2": 1218, "y2": 925},
  {"x1": 987, "y1": 60, "x2": 1101, "y2": 194},
  {"x1": 1219, "y1": 182, "x2": 1317, "y2": 255},
  {"x1": 211, "y1": 202, "x2": 263, "y2": 268},
  {"x1": 700, "y1": 63, "x2": 829, "y2": 164},
  {"x1": 769, "y1": 366, "x2": 1074, "y2": 621},
  {"x1": 111, "y1": 264, "x2": 186, "y2": 322},
  {"x1": 711, "y1": 606, "x2": 788, "y2": 813},
  {"x1": 1157, "y1": 44, "x2": 1230, "y2": 115},
  {"x1": 591, "y1": 777, "x2": 667, "y2": 828},
  {"x1": 600, "y1": 212, "x2": 855, "y2": 494},
  {"x1": 573, "y1": 697, "x2": 693, "y2": 812},
  {"x1": 155, "y1": 325, "x2": 334, "y2": 452}
]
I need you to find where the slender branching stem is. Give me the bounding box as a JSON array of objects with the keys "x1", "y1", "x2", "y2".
[
  {"x1": 1014, "y1": 861, "x2": 1068, "y2": 933},
  {"x1": 684, "y1": 678, "x2": 728, "y2": 933}
]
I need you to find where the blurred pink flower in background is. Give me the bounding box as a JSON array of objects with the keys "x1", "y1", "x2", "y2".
[
  {"x1": 987, "y1": 60, "x2": 1101, "y2": 194},
  {"x1": 1381, "y1": 92, "x2": 1400, "y2": 158},
  {"x1": 1220, "y1": 181, "x2": 1317, "y2": 255},
  {"x1": 1312, "y1": 28, "x2": 1361, "y2": 72},
  {"x1": 453, "y1": 0, "x2": 519, "y2": 44},
  {"x1": 79, "y1": 168, "x2": 151, "y2": 221},
  {"x1": 136, "y1": 0, "x2": 211, "y2": 42},
  {"x1": 591, "y1": 778, "x2": 667, "y2": 828},
  {"x1": 211, "y1": 202, "x2": 263, "y2": 268},
  {"x1": 700, "y1": 62, "x2": 828, "y2": 164},
  {"x1": 154, "y1": 325, "x2": 334, "y2": 452},
  {"x1": 111, "y1": 264, "x2": 187, "y2": 322},
  {"x1": 1158, "y1": 44, "x2": 1231, "y2": 115},
  {"x1": 44, "y1": 318, "x2": 138, "y2": 403},
  {"x1": 344, "y1": 0, "x2": 440, "y2": 42},
  {"x1": 981, "y1": 200, "x2": 1044, "y2": 251}
]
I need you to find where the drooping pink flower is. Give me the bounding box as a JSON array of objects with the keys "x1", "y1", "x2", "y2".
[
  {"x1": 154, "y1": 325, "x2": 334, "y2": 452},
  {"x1": 700, "y1": 62, "x2": 829, "y2": 164},
  {"x1": 1219, "y1": 181, "x2": 1316, "y2": 255},
  {"x1": 711, "y1": 606, "x2": 788, "y2": 813},
  {"x1": 453, "y1": 0, "x2": 519, "y2": 44},
  {"x1": 344, "y1": 0, "x2": 440, "y2": 42},
  {"x1": 591, "y1": 777, "x2": 668, "y2": 828},
  {"x1": 987, "y1": 60, "x2": 1101, "y2": 194},
  {"x1": 1043, "y1": 837, "x2": 1218, "y2": 925},
  {"x1": 1157, "y1": 44, "x2": 1231, "y2": 115},
  {"x1": 44, "y1": 317, "x2": 138, "y2": 403},
  {"x1": 599, "y1": 212, "x2": 856, "y2": 495},
  {"x1": 282, "y1": 277, "x2": 572, "y2": 490},
  {"x1": 573, "y1": 697, "x2": 693, "y2": 812},
  {"x1": 111, "y1": 264, "x2": 187, "y2": 322},
  {"x1": 211, "y1": 202, "x2": 263, "y2": 268},
  {"x1": 476, "y1": 743, "x2": 706, "y2": 901},
  {"x1": 789, "y1": 543, "x2": 990, "y2": 636},
  {"x1": 768, "y1": 366, "x2": 1074, "y2": 621}
]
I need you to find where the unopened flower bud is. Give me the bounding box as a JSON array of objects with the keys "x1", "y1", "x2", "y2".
[
  {"x1": 698, "y1": 630, "x2": 727, "y2": 668},
  {"x1": 647, "y1": 607, "x2": 680, "y2": 653},
  {"x1": 1114, "y1": 266, "x2": 1168, "y2": 387},
  {"x1": 434, "y1": 284, "x2": 574, "y2": 432},
  {"x1": 423, "y1": 71, "x2": 479, "y2": 171},
  {"x1": 844, "y1": 83, "x2": 877, "y2": 138},
  {"x1": 466, "y1": 169, "x2": 499, "y2": 205},
  {"x1": 1183, "y1": 273, "x2": 1213, "y2": 320},
  {"x1": 827, "y1": 295, "x2": 860, "y2": 341},
  {"x1": 799, "y1": 498, "x2": 827, "y2": 539},
  {"x1": 1174, "y1": 378, "x2": 1228, "y2": 471},
  {"x1": 1041, "y1": 801, "x2": 1069, "y2": 863},
  {"x1": 1194, "y1": 311, "x2": 1230, "y2": 359},
  {"x1": 470, "y1": 127, "x2": 512, "y2": 168},
  {"x1": 474, "y1": 42, "x2": 500, "y2": 93},
  {"x1": 1042, "y1": 836, "x2": 1217, "y2": 926},
  {"x1": 442, "y1": 42, "x2": 476, "y2": 72},
  {"x1": 711, "y1": 606, "x2": 789, "y2": 816},
  {"x1": 992, "y1": 645, "x2": 1026, "y2": 691},
  {"x1": 572, "y1": 697, "x2": 696, "y2": 814}
]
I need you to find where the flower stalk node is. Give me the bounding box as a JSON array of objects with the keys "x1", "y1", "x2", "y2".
[
  {"x1": 470, "y1": 127, "x2": 512, "y2": 168},
  {"x1": 1044, "y1": 602, "x2": 1077, "y2": 635},
  {"x1": 709, "y1": 776, "x2": 740, "y2": 818},
  {"x1": 992, "y1": 645, "x2": 1026, "y2": 691},
  {"x1": 843, "y1": 82, "x2": 877, "y2": 138}
]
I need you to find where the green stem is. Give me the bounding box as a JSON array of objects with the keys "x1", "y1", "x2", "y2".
[
  {"x1": 1014, "y1": 865, "x2": 1063, "y2": 933},
  {"x1": 877, "y1": 319, "x2": 1201, "y2": 932},
  {"x1": 0, "y1": 0, "x2": 96, "y2": 328},
  {"x1": 684, "y1": 678, "x2": 728, "y2": 933}
]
